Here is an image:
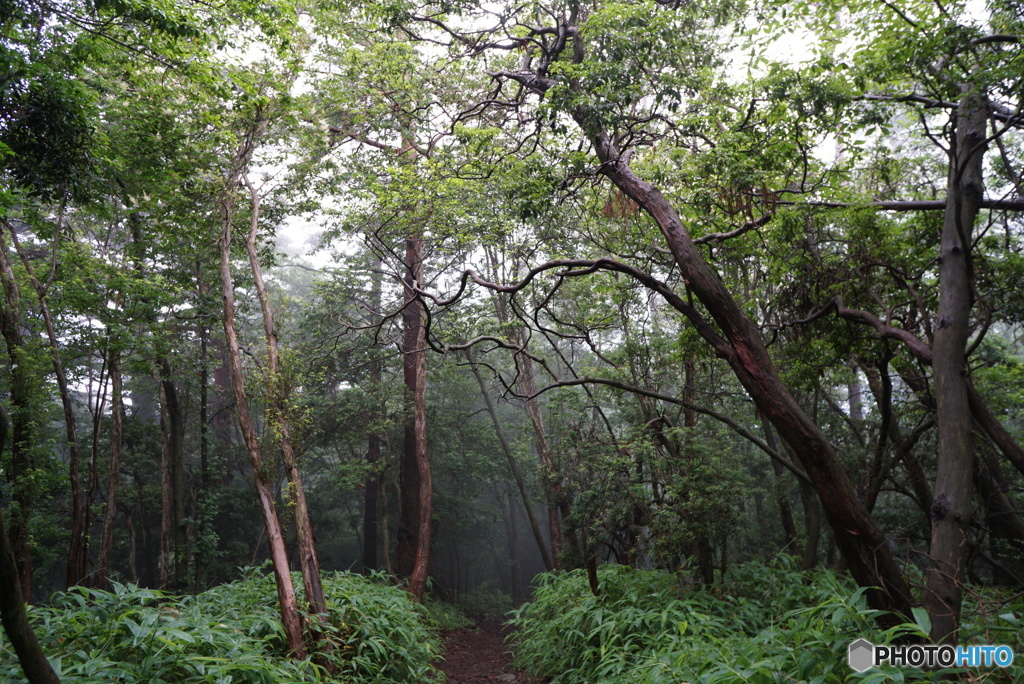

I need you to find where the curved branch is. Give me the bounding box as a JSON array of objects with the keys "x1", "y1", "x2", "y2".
[
  {"x1": 694, "y1": 213, "x2": 774, "y2": 245},
  {"x1": 523, "y1": 376, "x2": 811, "y2": 484},
  {"x1": 419, "y1": 258, "x2": 732, "y2": 359}
]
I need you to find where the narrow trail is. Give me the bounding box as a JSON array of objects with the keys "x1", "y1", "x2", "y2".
[{"x1": 437, "y1": 619, "x2": 546, "y2": 683}]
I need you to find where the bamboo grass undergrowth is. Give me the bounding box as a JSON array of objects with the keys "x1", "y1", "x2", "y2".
[
  {"x1": 0, "y1": 566, "x2": 448, "y2": 683},
  {"x1": 508, "y1": 558, "x2": 1024, "y2": 683}
]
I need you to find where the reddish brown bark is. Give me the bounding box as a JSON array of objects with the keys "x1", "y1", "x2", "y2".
[
  {"x1": 397, "y1": 232, "x2": 432, "y2": 601},
  {"x1": 241, "y1": 175, "x2": 327, "y2": 620},
  {"x1": 476, "y1": 58, "x2": 910, "y2": 604},
  {"x1": 216, "y1": 120, "x2": 305, "y2": 658}
]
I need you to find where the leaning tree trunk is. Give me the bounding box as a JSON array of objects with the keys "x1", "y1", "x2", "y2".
[
  {"x1": 465, "y1": 348, "x2": 555, "y2": 571},
  {"x1": 486, "y1": 275, "x2": 565, "y2": 568},
  {"x1": 923, "y1": 86, "x2": 987, "y2": 644},
  {"x1": 513, "y1": 343, "x2": 568, "y2": 567},
  {"x1": 216, "y1": 117, "x2": 305, "y2": 658},
  {"x1": 581, "y1": 124, "x2": 914, "y2": 625},
  {"x1": 759, "y1": 414, "x2": 799, "y2": 554},
  {"x1": 491, "y1": 43, "x2": 914, "y2": 617},
  {"x1": 0, "y1": 405, "x2": 60, "y2": 684},
  {"x1": 241, "y1": 175, "x2": 327, "y2": 620}
]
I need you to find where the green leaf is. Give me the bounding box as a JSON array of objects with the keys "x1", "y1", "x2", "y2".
[{"x1": 911, "y1": 607, "x2": 931, "y2": 636}]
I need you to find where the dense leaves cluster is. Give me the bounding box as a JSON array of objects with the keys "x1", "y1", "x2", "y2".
[
  {"x1": 510, "y1": 560, "x2": 1024, "y2": 683},
  {"x1": 0, "y1": 568, "x2": 445, "y2": 682}
]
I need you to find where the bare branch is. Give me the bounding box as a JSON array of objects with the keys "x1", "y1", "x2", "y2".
[
  {"x1": 777, "y1": 197, "x2": 1024, "y2": 211},
  {"x1": 695, "y1": 213, "x2": 773, "y2": 245},
  {"x1": 524, "y1": 376, "x2": 811, "y2": 484}
]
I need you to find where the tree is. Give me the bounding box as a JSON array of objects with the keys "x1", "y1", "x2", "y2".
[
  {"x1": 394, "y1": 0, "x2": 915, "y2": 622},
  {"x1": 779, "y1": 0, "x2": 1024, "y2": 639},
  {"x1": 0, "y1": 405, "x2": 60, "y2": 684}
]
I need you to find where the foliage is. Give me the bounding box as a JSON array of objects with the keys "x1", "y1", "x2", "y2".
[
  {"x1": 422, "y1": 597, "x2": 474, "y2": 630},
  {"x1": 0, "y1": 567, "x2": 443, "y2": 683},
  {"x1": 509, "y1": 560, "x2": 1024, "y2": 683},
  {"x1": 454, "y1": 588, "x2": 514, "y2": 620}
]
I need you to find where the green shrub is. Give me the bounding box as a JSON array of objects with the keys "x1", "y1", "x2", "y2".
[
  {"x1": 421, "y1": 598, "x2": 474, "y2": 630},
  {"x1": 0, "y1": 567, "x2": 442, "y2": 683},
  {"x1": 509, "y1": 559, "x2": 1024, "y2": 683},
  {"x1": 455, "y1": 588, "x2": 514, "y2": 619}
]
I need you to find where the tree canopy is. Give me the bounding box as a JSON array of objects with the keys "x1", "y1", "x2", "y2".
[{"x1": 1, "y1": 0, "x2": 1024, "y2": 680}]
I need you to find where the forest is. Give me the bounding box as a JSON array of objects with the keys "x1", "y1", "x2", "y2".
[{"x1": 1, "y1": 0, "x2": 1023, "y2": 681}]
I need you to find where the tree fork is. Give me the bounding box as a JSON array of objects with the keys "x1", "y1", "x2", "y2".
[
  {"x1": 240, "y1": 175, "x2": 328, "y2": 624},
  {"x1": 216, "y1": 117, "x2": 305, "y2": 658}
]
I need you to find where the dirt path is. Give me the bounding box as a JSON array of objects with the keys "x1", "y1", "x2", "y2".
[{"x1": 436, "y1": 619, "x2": 545, "y2": 683}]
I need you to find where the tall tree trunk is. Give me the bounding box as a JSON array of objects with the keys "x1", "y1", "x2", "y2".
[
  {"x1": 156, "y1": 365, "x2": 185, "y2": 590},
  {"x1": 683, "y1": 359, "x2": 714, "y2": 584},
  {"x1": 158, "y1": 372, "x2": 171, "y2": 589},
  {"x1": 240, "y1": 175, "x2": 327, "y2": 620},
  {"x1": 362, "y1": 257, "x2": 384, "y2": 575},
  {"x1": 465, "y1": 348, "x2": 555, "y2": 571},
  {"x1": 216, "y1": 119, "x2": 305, "y2": 658},
  {"x1": 924, "y1": 87, "x2": 987, "y2": 644},
  {"x1": 363, "y1": 433, "x2": 381, "y2": 574},
  {"x1": 397, "y1": 231, "x2": 432, "y2": 601},
  {"x1": 4, "y1": 221, "x2": 86, "y2": 588},
  {"x1": 125, "y1": 507, "x2": 139, "y2": 585},
  {"x1": 170, "y1": 373, "x2": 187, "y2": 588},
  {"x1": 0, "y1": 235, "x2": 35, "y2": 598},
  {"x1": 94, "y1": 351, "x2": 123, "y2": 589},
  {"x1": 799, "y1": 480, "x2": 822, "y2": 570},
  {"x1": 0, "y1": 405, "x2": 60, "y2": 684},
  {"x1": 82, "y1": 352, "x2": 108, "y2": 586},
  {"x1": 194, "y1": 265, "x2": 211, "y2": 592},
  {"x1": 760, "y1": 414, "x2": 799, "y2": 554}
]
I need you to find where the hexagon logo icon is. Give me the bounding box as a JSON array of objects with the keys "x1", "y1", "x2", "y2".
[{"x1": 848, "y1": 639, "x2": 875, "y2": 673}]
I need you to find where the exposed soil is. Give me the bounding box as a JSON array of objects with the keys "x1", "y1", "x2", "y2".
[{"x1": 436, "y1": 619, "x2": 547, "y2": 683}]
